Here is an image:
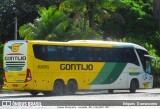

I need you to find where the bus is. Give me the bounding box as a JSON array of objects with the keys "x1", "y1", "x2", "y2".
[{"x1": 3, "y1": 40, "x2": 157, "y2": 96}]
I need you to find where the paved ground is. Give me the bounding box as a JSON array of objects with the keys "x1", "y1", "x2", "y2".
[{"x1": 0, "y1": 88, "x2": 160, "y2": 109}]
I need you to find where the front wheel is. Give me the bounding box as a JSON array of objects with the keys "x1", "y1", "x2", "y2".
[
  {"x1": 108, "y1": 89, "x2": 114, "y2": 94},
  {"x1": 52, "y1": 80, "x2": 64, "y2": 96},
  {"x1": 130, "y1": 80, "x2": 136, "y2": 93}
]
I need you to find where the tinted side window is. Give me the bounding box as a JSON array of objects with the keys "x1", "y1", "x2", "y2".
[
  {"x1": 63, "y1": 46, "x2": 77, "y2": 61},
  {"x1": 78, "y1": 47, "x2": 104, "y2": 62},
  {"x1": 33, "y1": 45, "x2": 47, "y2": 60},
  {"x1": 78, "y1": 47, "x2": 93, "y2": 61},
  {"x1": 47, "y1": 46, "x2": 62, "y2": 61},
  {"x1": 92, "y1": 48, "x2": 103, "y2": 61},
  {"x1": 108, "y1": 49, "x2": 122, "y2": 62},
  {"x1": 33, "y1": 45, "x2": 139, "y2": 65},
  {"x1": 33, "y1": 45, "x2": 78, "y2": 61},
  {"x1": 125, "y1": 49, "x2": 139, "y2": 65},
  {"x1": 136, "y1": 49, "x2": 149, "y2": 70},
  {"x1": 103, "y1": 48, "x2": 139, "y2": 65}
]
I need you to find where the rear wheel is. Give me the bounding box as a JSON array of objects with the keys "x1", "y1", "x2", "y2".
[
  {"x1": 130, "y1": 80, "x2": 136, "y2": 93},
  {"x1": 65, "y1": 80, "x2": 77, "y2": 95},
  {"x1": 53, "y1": 80, "x2": 64, "y2": 96},
  {"x1": 29, "y1": 91, "x2": 39, "y2": 96}
]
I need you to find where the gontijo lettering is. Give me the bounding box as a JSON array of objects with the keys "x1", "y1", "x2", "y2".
[
  {"x1": 60, "y1": 64, "x2": 93, "y2": 70},
  {"x1": 5, "y1": 56, "x2": 26, "y2": 61}
]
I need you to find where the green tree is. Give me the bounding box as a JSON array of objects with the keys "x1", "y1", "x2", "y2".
[
  {"x1": 19, "y1": 6, "x2": 71, "y2": 40},
  {"x1": 59, "y1": 0, "x2": 124, "y2": 39},
  {"x1": 59, "y1": 0, "x2": 111, "y2": 29},
  {"x1": 63, "y1": 18, "x2": 102, "y2": 40},
  {"x1": 153, "y1": 0, "x2": 160, "y2": 32},
  {"x1": 0, "y1": 0, "x2": 63, "y2": 42},
  {"x1": 117, "y1": 0, "x2": 157, "y2": 39}
]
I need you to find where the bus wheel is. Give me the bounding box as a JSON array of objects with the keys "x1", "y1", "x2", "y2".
[
  {"x1": 108, "y1": 89, "x2": 114, "y2": 94},
  {"x1": 29, "y1": 91, "x2": 39, "y2": 96},
  {"x1": 130, "y1": 80, "x2": 136, "y2": 93},
  {"x1": 65, "y1": 80, "x2": 77, "y2": 95},
  {"x1": 53, "y1": 80, "x2": 64, "y2": 96}
]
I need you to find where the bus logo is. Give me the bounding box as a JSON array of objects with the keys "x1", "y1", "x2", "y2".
[{"x1": 8, "y1": 43, "x2": 23, "y2": 52}]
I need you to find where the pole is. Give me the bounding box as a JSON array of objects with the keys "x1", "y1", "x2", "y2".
[{"x1": 14, "y1": 17, "x2": 17, "y2": 40}]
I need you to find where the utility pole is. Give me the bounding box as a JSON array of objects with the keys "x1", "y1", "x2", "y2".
[{"x1": 14, "y1": 16, "x2": 17, "y2": 40}]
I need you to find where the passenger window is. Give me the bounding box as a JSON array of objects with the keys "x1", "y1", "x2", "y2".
[
  {"x1": 103, "y1": 48, "x2": 139, "y2": 65},
  {"x1": 47, "y1": 46, "x2": 62, "y2": 61},
  {"x1": 93, "y1": 48, "x2": 103, "y2": 61},
  {"x1": 63, "y1": 46, "x2": 77, "y2": 61},
  {"x1": 33, "y1": 45, "x2": 47, "y2": 60},
  {"x1": 78, "y1": 47, "x2": 93, "y2": 61}
]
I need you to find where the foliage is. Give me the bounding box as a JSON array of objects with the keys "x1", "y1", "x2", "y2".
[
  {"x1": 19, "y1": 5, "x2": 103, "y2": 41},
  {"x1": 19, "y1": 6, "x2": 71, "y2": 40},
  {"x1": 0, "y1": 0, "x2": 38, "y2": 42},
  {"x1": 63, "y1": 18, "x2": 102, "y2": 41},
  {"x1": 150, "y1": 32, "x2": 160, "y2": 55},
  {"x1": 0, "y1": 0, "x2": 60, "y2": 43},
  {"x1": 59, "y1": 0, "x2": 112, "y2": 29},
  {"x1": 117, "y1": 0, "x2": 157, "y2": 38}
]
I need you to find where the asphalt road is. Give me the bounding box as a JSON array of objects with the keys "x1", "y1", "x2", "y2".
[{"x1": 0, "y1": 88, "x2": 160, "y2": 109}]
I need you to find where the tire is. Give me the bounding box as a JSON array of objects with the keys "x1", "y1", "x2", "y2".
[
  {"x1": 130, "y1": 80, "x2": 136, "y2": 93},
  {"x1": 53, "y1": 80, "x2": 64, "y2": 96},
  {"x1": 65, "y1": 80, "x2": 77, "y2": 95},
  {"x1": 108, "y1": 89, "x2": 114, "y2": 94},
  {"x1": 29, "y1": 91, "x2": 39, "y2": 96}
]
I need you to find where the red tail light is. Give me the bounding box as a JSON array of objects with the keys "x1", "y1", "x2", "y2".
[
  {"x1": 2, "y1": 69, "x2": 7, "y2": 82},
  {"x1": 25, "y1": 69, "x2": 32, "y2": 82}
]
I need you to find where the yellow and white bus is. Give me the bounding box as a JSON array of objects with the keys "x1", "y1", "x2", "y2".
[{"x1": 3, "y1": 40, "x2": 157, "y2": 95}]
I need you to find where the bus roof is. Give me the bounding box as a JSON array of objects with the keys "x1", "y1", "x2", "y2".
[
  {"x1": 68, "y1": 40, "x2": 147, "y2": 51},
  {"x1": 7, "y1": 40, "x2": 147, "y2": 51}
]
